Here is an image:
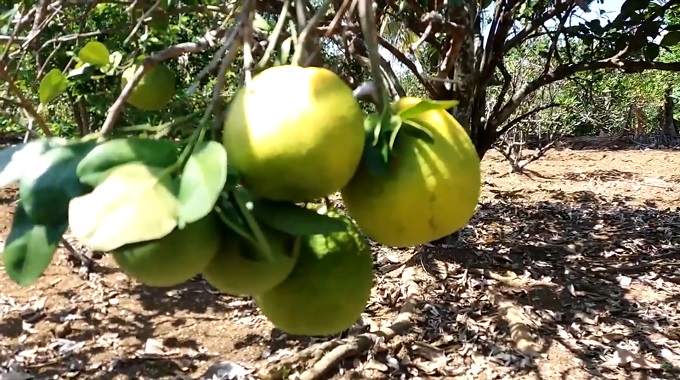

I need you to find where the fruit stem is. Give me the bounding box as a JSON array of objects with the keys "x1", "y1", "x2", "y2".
[
  {"x1": 214, "y1": 205, "x2": 258, "y2": 245},
  {"x1": 256, "y1": 0, "x2": 291, "y2": 70},
  {"x1": 172, "y1": 120, "x2": 208, "y2": 174},
  {"x1": 230, "y1": 189, "x2": 276, "y2": 263}
]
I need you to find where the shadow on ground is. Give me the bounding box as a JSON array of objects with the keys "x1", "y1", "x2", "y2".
[
  {"x1": 413, "y1": 188, "x2": 679, "y2": 379},
  {"x1": 2, "y1": 183, "x2": 679, "y2": 379}
]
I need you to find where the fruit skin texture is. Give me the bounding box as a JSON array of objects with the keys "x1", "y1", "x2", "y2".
[
  {"x1": 223, "y1": 65, "x2": 365, "y2": 202},
  {"x1": 341, "y1": 97, "x2": 481, "y2": 248},
  {"x1": 112, "y1": 214, "x2": 220, "y2": 287},
  {"x1": 202, "y1": 226, "x2": 300, "y2": 297},
  {"x1": 254, "y1": 210, "x2": 374, "y2": 336},
  {"x1": 121, "y1": 63, "x2": 176, "y2": 111}
]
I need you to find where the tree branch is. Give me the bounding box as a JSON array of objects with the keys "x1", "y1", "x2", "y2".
[
  {"x1": 377, "y1": 36, "x2": 438, "y2": 97},
  {"x1": 504, "y1": 1, "x2": 572, "y2": 53},
  {"x1": 498, "y1": 102, "x2": 560, "y2": 137},
  {"x1": 495, "y1": 59, "x2": 680, "y2": 130},
  {"x1": 97, "y1": 27, "x2": 232, "y2": 139}
]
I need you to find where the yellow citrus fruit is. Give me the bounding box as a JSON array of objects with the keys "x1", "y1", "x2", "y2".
[
  {"x1": 202, "y1": 226, "x2": 300, "y2": 296},
  {"x1": 254, "y1": 209, "x2": 374, "y2": 336},
  {"x1": 340, "y1": 97, "x2": 481, "y2": 248},
  {"x1": 112, "y1": 214, "x2": 220, "y2": 287},
  {"x1": 223, "y1": 65, "x2": 365, "y2": 202},
  {"x1": 120, "y1": 63, "x2": 176, "y2": 111}
]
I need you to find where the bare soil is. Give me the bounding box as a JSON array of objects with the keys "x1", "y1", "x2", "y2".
[{"x1": 1, "y1": 147, "x2": 679, "y2": 380}]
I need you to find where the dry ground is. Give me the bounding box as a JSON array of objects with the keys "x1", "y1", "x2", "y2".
[{"x1": 1, "y1": 146, "x2": 679, "y2": 380}]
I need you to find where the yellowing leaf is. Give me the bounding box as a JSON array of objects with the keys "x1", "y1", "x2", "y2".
[
  {"x1": 68, "y1": 162, "x2": 179, "y2": 252},
  {"x1": 38, "y1": 69, "x2": 68, "y2": 105},
  {"x1": 78, "y1": 40, "x2": 110, "y2": 67}
]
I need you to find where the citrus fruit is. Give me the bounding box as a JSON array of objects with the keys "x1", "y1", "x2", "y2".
[
  {"x1": 223, "y1": 65, "x2": 365, "y2": 202},
  {"x1": 202, "y1": 225, "x2": 300, "y2": 296},
  {"x1": 120, "y1": 63, "x2": 176, "y2": 111},
  {"x1": 112, "y1": 213, "x2": 220, "y2": 287},
  {"x1": 340, "y1": 97, "x2": 481, "y2": 248},
  {"x1": 254, "y1": 209, "x2": 374, "y2": 336}
]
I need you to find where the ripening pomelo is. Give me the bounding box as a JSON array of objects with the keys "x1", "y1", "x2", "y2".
[
  {"x1": 202, "y1": 225, "x2": 300, "y2": 296},
  {"x1": 254, "y1": 209, "x2": 374, "y2": 336},
  {"x1": 121, "y1": 63, "x2": 176, "y2": 111},
  {"x1": 222, "y1": 65, "x2": 365, "y2": 202},
  {"x1": 112, "y1": 214, "x2": 220, "y2": 287},
  {"x1": 341, "y1": 97, "x2": 481, "y2": 247}
]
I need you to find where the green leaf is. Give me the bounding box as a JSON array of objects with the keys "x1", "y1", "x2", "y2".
[
  {"x1": 224, "y1": 166, "x2": 240, "y2": 191},
  {"x1": 215, "y1": 193, "x2": 255, "y2": 243},
  {"x1": 104, "y1": 51, "x2": 124, "y2": 75},
  {"x1": 378, "y1": 104, "x2": 396, "y2": 135},
  {"x1": 362, "y1": 141, "x2": 390, "y2": 178},
  {"x1": 0, "y1": 138, "x2": 67, "y2": 188},
  {"x1": 19, "y1": 141, "x2": 97, "y2": 226},
  {"x1": 402, "y1": 120, "x2": 435, "y2": 144},
  {"x1": 2, "y1": 202, "x2": 67, "y2": 286},
  {"x1": 398, "y1": 99, "x2": 459, "y2": 120},
  {"x1": 68, "y1": 162, "x2": 180, "y2": 252},
  {"x1": 38, "y1": 69, "x2": 68, "y2": 105},
  {"x1": 76, "y1": 137, "x2": 179, "y2": 187},
  {"x1": 660, "y1": 31, "x2": 680, "y2": 47},
  {"x1": 644, "y1": 42, "x2": 660, "y2": 61},
  {"x1": 388, "y1": 115, "x2": 403, "y2": 150},
  {"x1": 78, "y1": 41, "x2": 110, "y2": 67},
  {"x1": 177, "y1": 141, "x2": 228, "y2": 227},
  {"x1": 363, "y1": 113, "x2": 381, "y2": 141},
  {"x1": 250, "y1": 199, "x2": 347, "y2": 236}
]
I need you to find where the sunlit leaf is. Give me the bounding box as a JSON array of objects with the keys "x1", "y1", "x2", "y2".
[
  {"x1": 78, "y1": 40, "x2": 110, "y2": 67},
  {"x1": 68, "y1": 163, "x2": 180, "y2": 252},
  {"x1": 398, "y1": 99, "x2": 459, "y2": 120},
  {"x1": 250, "y1": 199, "x2": 347, "y2": 236},
  {"x1": 38, "y1": 69, "x2": 68, "y2": 104},
  {"x1": 177, "y1": 141, "x2": 228, "y2": 227},
  {"x1": 0, "y1": 138, "x2": 68, "y2": 188}
]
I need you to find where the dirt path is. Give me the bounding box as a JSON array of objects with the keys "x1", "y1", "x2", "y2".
[{"x1": 1, "y1": 148, "x2": 679, "y2": 379}]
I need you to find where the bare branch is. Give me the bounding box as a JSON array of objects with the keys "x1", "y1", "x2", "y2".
[
  {"x1": 498, "y1": 102, "x2": 560, "y2": 138},
  {"x1": 504, "y1": 1, "x2": 572, "y2": 53},
  {"x1": 377, "y1": 36, "x2": 438, "y2": 97}
]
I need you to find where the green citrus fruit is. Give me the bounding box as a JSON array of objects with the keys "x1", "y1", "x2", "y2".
[
  {"x1": 112, "y1": 214, "x2": 220, "y2": 287},
  {"x1": 341, "y1": 97, "x2": 481, "y2": 248},
  {"x1": 202, "y1": 226, "x2": 300, "y2": 296},
  {"x1": 254, "y1": 209, "x2": 374, "y2": 336},
  {"x1": 223, "y1": 65, "x2": 365, "y2": 202},
  {"x1": 120, "y1": 63, "x2": 176, "y2": 111}
]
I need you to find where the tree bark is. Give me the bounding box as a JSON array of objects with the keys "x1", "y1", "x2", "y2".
[{"x1": 662, "y1": 86, "x2": 679, "y2": 138}]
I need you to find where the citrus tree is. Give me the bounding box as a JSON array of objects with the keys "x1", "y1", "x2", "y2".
[
  {"x1": 0, "y1": 0, "x2": 679, "y2": 356},
  {"x1": 378, "y1": 0, "x2": 680, "y2": 157},
  {"x1": 0, "y1": 0, "x2": 482, "y2": 343}
]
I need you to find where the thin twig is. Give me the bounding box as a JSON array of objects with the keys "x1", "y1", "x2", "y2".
[
  {"x1": 0, "y1": 63, "x2": 51, "y2": 136},
  {"x1": 123, "y1": 0, "x2": 162, "y2": 45},
  {"x1": 256, "y1": 0, "x2": 291, "y2": 69},
  {"x1": 97, "y1": 28, "x2": 232, "y2": 140},
  {"x1": 292, "y1": 0, "x2": 332, "y2": 66},
  {"x1": 357, "y1": 0, "x2": 387, "y2": 109}
]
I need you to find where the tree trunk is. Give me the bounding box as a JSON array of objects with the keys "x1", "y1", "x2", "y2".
[
  {"x1": 429, "y1": 1, "x2": 479, "y2": 140},
  {"x1": 661, "y1": 86, "x2": 679, "y2": 138}
]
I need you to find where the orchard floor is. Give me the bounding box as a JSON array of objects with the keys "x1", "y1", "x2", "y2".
[{"x1": 1, "y1": 146, "x2": 679, "y2": 380}]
